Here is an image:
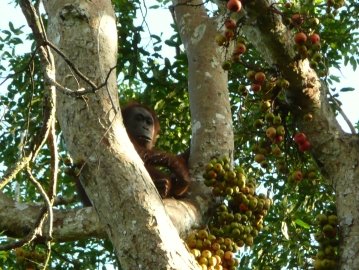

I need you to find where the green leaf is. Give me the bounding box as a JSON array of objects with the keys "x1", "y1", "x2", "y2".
[
  {"x1": 295, "y1": 219, "x2": 310, "y2": 229},
  {"x1": 154, "y1": 99, "x2": 165, "y2": 110},
  {"x1": 350, "y1": 56, "x2": 357, "y2": 71},
  {"x1": 329, "y1": 75, "x2": 340, "y2": 83},
  {"x1": 150, "y1": 34, "x2": 162, "y2": 45},
  {"x1": 8, "y1": 21, "x2": 24, "y2": 35},
  {"x1": 340, "y1": 87, "x2": 355, "y2": 92},
  {"x1": 164, "y1": 40, "x2": 178, "y2": 47}
]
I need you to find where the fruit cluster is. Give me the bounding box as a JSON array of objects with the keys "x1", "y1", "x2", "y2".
[
  {"x1": 202, "y1": 156, "x2": 272, "y2": 245},
  {"x1": 14, "y1": 247, "x2": 46, "y2": 269},
  {"x1": 293, "y1": 31, "x2": 323, "y2": 70},
  {"x1": 325, "y1": 0, "x2": 345, "y2": 19},
  {"x1": 294, "y1": 132, "x2": 310, "y2": 152},
  {"x1": 216, "y1": 27, "x2": 247, "y2": 70},
  {"x1": 238, "y1": 66, "x2": 315, "y2": 179},
  {"x1": 287, "y1": 165, "x2": 318, "y2": 184},
  {"x1": 313, "y1": 213, "x2": 339, "y2": 270},
  {"x1": 187, "y1": 230, "x2": 239, "y2": 270}
]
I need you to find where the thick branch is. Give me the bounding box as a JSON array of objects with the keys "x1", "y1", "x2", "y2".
[{"x1": 0, "y1": 191, "x2": 206, "y2": 243}]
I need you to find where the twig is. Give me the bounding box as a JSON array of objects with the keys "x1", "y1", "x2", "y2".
[
  {"x1": 0, "y1": 46, "x2": 41, "y2": 86},
  {"x1": 327, "y1": 88, "x2": 356, "y2": 134},
  {"x1": 45, "y1": 65, "x2": 117, "y2": 97},
  {"x1": 43, "y1": 41, "x2": 97, "y2": 89},
  {"x1": 25, "y1": 166, "x2": 53, "y2": 238},
  {"x1": 0, "y1": 155, "x2": 33, "y2": 190}
]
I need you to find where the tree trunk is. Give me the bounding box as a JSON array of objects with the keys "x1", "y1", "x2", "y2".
[
  {"x1": 43, "y1": 0, "x2": 197, "y2": 268},
  {"x1": 173, "y1": 0, "x2": 235, "y2": 178}
]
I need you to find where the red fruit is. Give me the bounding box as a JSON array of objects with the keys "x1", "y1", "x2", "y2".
[
  {"x1": 255, "y1": 72, "x2": 266, "y2": 83},
  {"x1": 294, "y1": 132, "x2": 306, "y2": 144},
  {"x1": 224, "y1": 251, "x2": 233, "y2": 260},
  {"x1": 273, "y1": 135, "x2": 283, "y2": 143},
  {"x1": 224, "y1": 29, "x2": 234, "y2": 41},
  {"x1": 292, "y1": 14, "x2": 303, "y2": 25},
  {"x1": 234, "y1": 43, "x2": 246, "y2": 54},
  {"x1": 251, "y1": 83, "x2": 262, "y2": 92},
  {"x1": 299, "y1": 140, "x2": 311, "y2": 152},
  {"x1": 227, "y1": 0, "x2": 242, "y2": 12},
  {"x1": 225, "y1": 18, "x2": 237, "y2": 29},
  {"x1": 309, "y1": 33, "x2": 320, "y2": 44},
  {"x1": 294, "y1": 33, "x2": 307, "y2": 45},
  {"x1": 239, "y1": 203, "x2": 248, "y2": 211}
]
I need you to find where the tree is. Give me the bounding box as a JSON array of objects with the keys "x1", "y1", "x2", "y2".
[{"x1": 0, "y1": 0, "x2": 358, "y2": 269}]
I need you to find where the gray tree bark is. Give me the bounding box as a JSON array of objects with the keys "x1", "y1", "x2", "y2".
[
  {"x1": 173, "y1": 0, "x2": 235, "y2": 179},
  {"x1": 43, "y1": 0, "x2": 198, "y2": 268}
]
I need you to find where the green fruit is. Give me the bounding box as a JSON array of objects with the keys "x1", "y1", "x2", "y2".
[
  {"x1": 253, "y1": 119, "x2": 264, "y2": 129},
  {"x1": 244, "y1": 236, "x2": 254, "y2": 246},
  {"x1": 308, "y1": 171, "x2": 317, "y2": 180},
  {"x1": 222, "y1": 60, "x2": 232, "y2": 70},
  {"x1": 276, "y1": 125, "x2": 285, "y2": 136},
  {"x1": 198, "y1": 229, "x2": 209, "y2": 239},
  {"x1": 328, "y1": 215, "x2": 339, "y2": 226},
  {"x1": 225, "y1": 187, "x2": 234, "y2": 195},
  {"x1": 16, "y1": 256, "x2": 25, "y2": 264},
  {"x1": 272, "y1": 145, "x2": 281, "y2": 156},
  {"x1": 273, "y1": 115, "x2": 282, "y2": 125},
  {"x1": 316, "y1": 250, "x2": 325, "y2": 260},
  {"x1": 322, "y1": 224, "x2": 334, "y2": 235},
  {"x1": 266, "y1": 126, "x2": 277, "y2": 139},
  {"x1": 292, "y1": 170, "x2": 303, "y2": 182},
  {"x1": 213, "y1": 163, "x2": 223, "y2": 173},
  {"x1": 265, "y1": 112, "x2": 275, "y2": 123},
  {"x1": 312, "y1": 43, "x2": 321, "y2": 51},
  {"x1": 204, "y1": 178, "x2": 217, "y2": 187},
  {"x1": 238, "y1": 84, "x2": 248, "y2": 96},
  {"x1": 314, "y1": 231, "x2": 324, "y2": 242},
  {"x1": 278, "y1": 78, "x2": 290, "y2": 88},
  {"x1": 316, "y1": 214, "x2": 328, "y2": 226},
  {"x1": 218, "y1": 204, "x2": 228, "y2": 212},
  {"x1": 313, "y1": 259, "x2": 322, "y2": 270},
  {"x1": 235, "y1": 166, "x2": 245, "y2": 174},
  {"x1": 312, "y1": 52, "x2": 322, "y2": 62},
  {"x1": 254, "y1": 154, "x2": 265, "y2": 163},
  {"x1": 246, "y1": 70, "x2": 256, "y2": 81},
  {"x1": 236, "y1": 36, "x2": 246, "y2": 45},
  {"x1": 325, "y1": 245, "x2": 335, "y2": 256},
  {"x1": 63, "y1": 156, "x2": 73, "y2": 166},
  {"x1": 260, "y1": 160, "x2": 269, "y2": 169},
  {"x1": 215, "y1": 34, "x2": 227, "y2": 46},
  {"x1": 311, "y1": 17, "x2": 320, "y2": 27},
  {"x1": 260, "y1": 101, "x2": 271, "y2": 112},
  {"x1": 251, "y1": 145, "x2": 260, "y2": 154},
  {"x1": 310, "y1": 60, "x2": 319, "y2": 69}
]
